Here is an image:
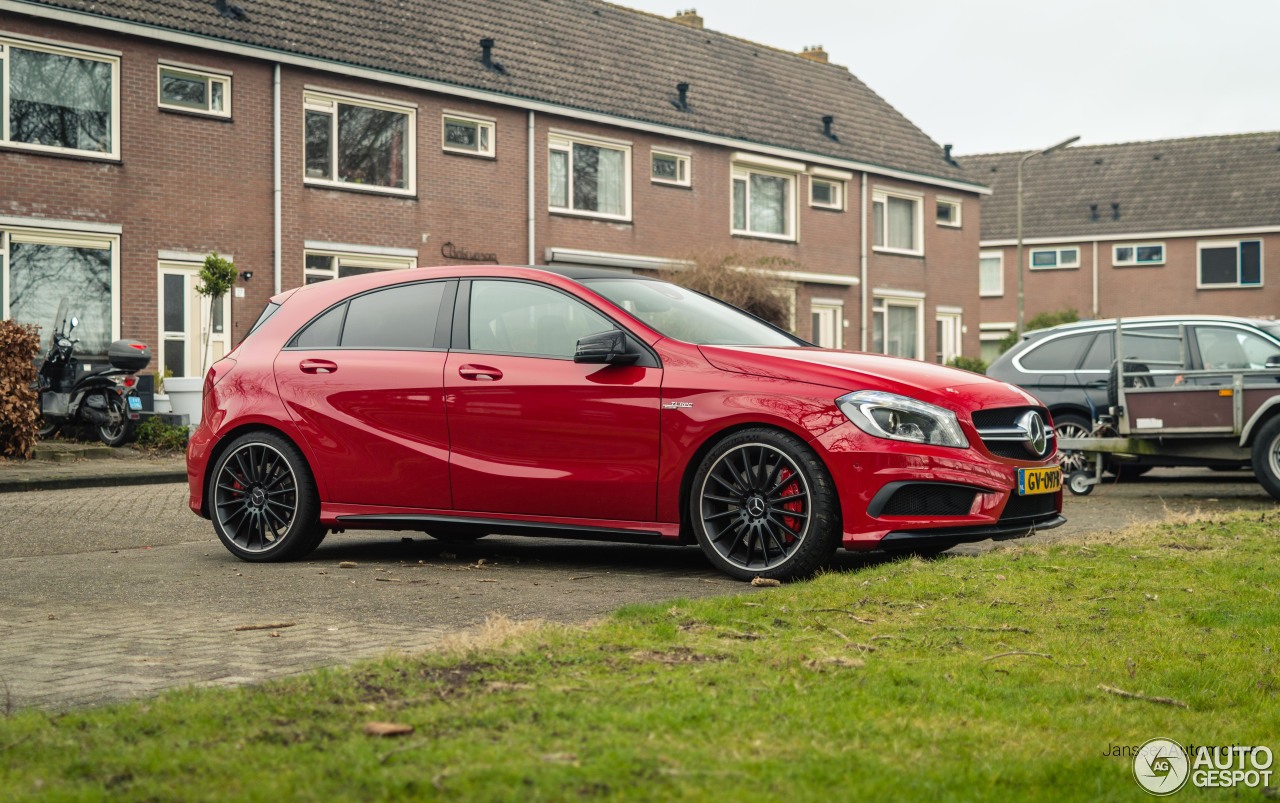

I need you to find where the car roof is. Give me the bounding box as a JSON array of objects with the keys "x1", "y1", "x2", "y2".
[{"x1": 1023, "y1": 314, "x2": 1279, "y2": 340}]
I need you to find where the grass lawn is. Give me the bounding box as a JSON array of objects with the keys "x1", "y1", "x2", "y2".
[{"x1": 2, "y1": 513, "x2": 1277, "y2": 801}]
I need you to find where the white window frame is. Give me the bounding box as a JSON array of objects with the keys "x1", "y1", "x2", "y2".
[
  {"x1": 979, "y1": 250, "x2": 1004, "y2": 297},
  {"x1": 872, "y1": 189, "x2": 924, "y2": 256},
  {"x1": 441, "y1": 111, "x2": 495, "y2": 158},
  {"x1": 303, "y1": 248, "x2": 417, "y2": 284},
  {"x1": 1112, "y1": 242, "x2": 1165, "y2": 267},
  {"x1": 650, "y1": 149, "x2": 690, "y2": 187},
  {"x1": 157, "y1": 62, "x2": 231, "y2": 118},
  {"x1": 809, "y1": 177, "x2": 844, "y2": 211},
  {"x1": 872, "y1": 292, "x2": 925, "y2": 360},
  {"x1": 1029, "y1": 246, "x2": 1081, "y2": 271},
  {"x1": 548, "y1": 132, "x2": 633, "y2": 221},
  {"x1": 936, "y1": 197, "x2": 962, "y2": 228},
  {"x1": 0, "y1": 35, "x2": 121, "y2": 160},
  {"x1": 1197, "y1": 239, "x2": 1264, "y2": 289},
  {"x1": 1, "y1": 225, "x2": 121, "y2": 346},
  {"x1": 303, "y1": 89, "x2": 416, "y2": 196},
  {"x1": 935, "y1": 307, "x2": 963, "y2": 364},
  {"x1": 731, "y1": 162, "x2": 798, "y2": 241},
  {"x1": 810, "y1": 299, "x2": 844, "y2": 349}
]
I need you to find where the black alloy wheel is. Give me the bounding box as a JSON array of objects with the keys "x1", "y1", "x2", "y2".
[
  {"x1": 690, "y1": 428, "x2": 840, "y2": 581},
  {"x1": 209, "y1": 432, "x2": 326, "y2": 561}
]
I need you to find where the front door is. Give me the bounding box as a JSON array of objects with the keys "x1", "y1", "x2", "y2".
[
  {"x1": 158, "y1": 262, "x2": 230, "y2": 379},
  {"x1": 445, "y1": 279, "x2": 662, "y2": 522}
]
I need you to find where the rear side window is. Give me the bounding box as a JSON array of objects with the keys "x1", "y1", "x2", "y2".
[
  {"x1": 1019, "y1": 332, "x2": 1091, "y2": 371},
  {"x1": 291, "y1": 281, "x2": 446, "y2": 349},
  {"x1": 1119, "y1": 325, "x2": 1181, "y2": 366},
  {"x1": 1079, "y1": 333, "x2": 1113, "y2": 371}
]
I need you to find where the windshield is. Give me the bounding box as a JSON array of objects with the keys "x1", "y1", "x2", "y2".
[{"x1": 582, "y1": 278, "x2": 803, "y2": 347}]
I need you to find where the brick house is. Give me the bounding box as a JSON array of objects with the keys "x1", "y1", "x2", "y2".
[
  {"x1": 962, "y1": 133, "x2": 1280, "y2": 362},
  {"x1": 1, "y1": 0, "x2": 988, "y2": 379}
]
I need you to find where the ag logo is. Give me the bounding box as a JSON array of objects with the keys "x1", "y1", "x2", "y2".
[{"x1": 1134, "y1": 738, "x2": 1190, "y2": 796}]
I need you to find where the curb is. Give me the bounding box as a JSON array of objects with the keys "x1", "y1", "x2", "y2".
[{"x1": 0, "y1": 469, "x2": 188, "y2": 494}]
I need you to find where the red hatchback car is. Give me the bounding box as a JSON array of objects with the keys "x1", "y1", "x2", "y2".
[{"x1": 187, "y1": 266, "x2": 1063, "y2": 580}]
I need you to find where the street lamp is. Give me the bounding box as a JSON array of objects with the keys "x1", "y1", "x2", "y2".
[{"x1": 1016, "y1": 134, "x2": 1080, "y2": 336}]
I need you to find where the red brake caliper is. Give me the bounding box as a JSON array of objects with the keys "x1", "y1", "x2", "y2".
[{"x1": 777, "y1": 467, "x2": 802, "y2": 541}]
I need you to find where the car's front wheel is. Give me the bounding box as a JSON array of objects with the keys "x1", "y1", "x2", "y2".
[
  {"x1": 689, "y1": 428, "x2": 840, "y2": 581},
  {"x1": 209, "y1": 431, "x2": 326, "y2": 561},
  {"x1": 1251, "y1": 416, "x2": 1280, "y2": 502}
]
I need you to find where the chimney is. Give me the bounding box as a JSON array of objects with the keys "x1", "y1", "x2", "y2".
[
  {"x1": 799, "y1": 45, "x2": 828, "y2": 64},
  {"x1": 822, "y1": 115, "x2": 837, "y2": 141},
  {"x1": 480, "y1": 38, "x2": 494, "y2": 68},
  {"x1": 943, "y1": 144, "x2": 956, "y2": 165},
  {"x1": 675, "y1": 82, "x2": 690, "y2": 112},
  {"x1": 672, "y1": 9, "x2": 703, "y2": 29}
]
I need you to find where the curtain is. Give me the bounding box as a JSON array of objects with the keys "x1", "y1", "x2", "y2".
[
  {"x1": 549, "y1": 150, "x2": 568, "y2": 208},
  {"x1": 9, "y1": 47, "x2": 112, "y2": 152},
  {"x1": 749, "y1": 173, "x2": 787, "y2": 234},
  {"x1": 594, "y1": 147, "x2": 625, "y2": 215},
  {"x1": 887, "y1": 196, "x2": 915, "y2": 250},
  {"x1": 888, "y1": 303, "x2": 917, "y2": 358}
]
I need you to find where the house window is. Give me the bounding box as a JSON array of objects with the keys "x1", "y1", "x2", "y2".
[
  {"x1": 442, "y1": 113, "x2": 494, "y2": 157},
  {"x1": 304, "y1": 91, "x2": 414, "y2": 193},
  {"x1": 2, "y1": 227, "x2": 119, "y2": 356},
  {"x1": 872, "y1": 191, "x2": 922, "y2": 254},
  {"x1": 0, "y1": 37, "x2": 119, "y2": 158},
  {"x1": 303, "y1": 250, "x2": 416, "y2": 284},
  {"x1": 1198, "y1": 240, "x2": 1263, "y2": 288},
  {"x1": 936, "y1": 309, "x2": 963, "y2": 364},
  {"x1": 1029, "y1": 246, "x2": 1080, "y2": 270},
  {"x1": 979, "y1": 251, "x2": 1003, "y2": 297},
  {"x1": 732, "y1": 165, "x2": 796, "y2": 239},
  {"x1": 936, "y1": 198, "x2": 961, "y2": 227},
  {"x1": 651, "y1": 151, "x2": 690, "y2": 186},
  {"x1": 1113, "y1": 243, "x2": 1165, "y2": 267},
  {"x1": 872, "y1": 294, "x2": 923, "y2": 360},
  {"x1": 157, "y1": 65, "x2": 230, "y2": 117},
  {"x1": 810, "y1": 301, "x2": 843, "y2": 349},
  {"x1": 810, "y1": 178, "x2": 843, "y2": 210},
  {"x1": 548, "y1": 133, "x2": 631, "y2": 219}
]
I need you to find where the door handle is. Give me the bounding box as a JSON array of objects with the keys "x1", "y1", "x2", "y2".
[
  {"x1": 458, "y1": 364, "x2": 502, "y2": 381},
  {"x1": 299, "y1": 359, "x2": 338, "y2": 374}
]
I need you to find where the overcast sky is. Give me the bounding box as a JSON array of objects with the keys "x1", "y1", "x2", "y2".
[{"x1": 620, "y1": 0, "x2": 1280, "y2": 155}]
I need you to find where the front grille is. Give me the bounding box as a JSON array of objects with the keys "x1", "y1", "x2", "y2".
[
  {"x1": 972, "y1": 406, "x2": 1055, "y2": 462},
  {"x1": 1000, "y1": 492, "x2": 1058, "y2": 521},
  {"x1": 877, "y1": 483, "x2": 976, "y2": 517}
]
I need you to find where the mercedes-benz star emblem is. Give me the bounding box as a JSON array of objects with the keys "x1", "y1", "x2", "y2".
[
  {"x1": 1017, "y1": 411, "x2": 1049, "y2": 457},
  {"x1": 746, "y1": 497, "x2": 767, "y2": 517}
]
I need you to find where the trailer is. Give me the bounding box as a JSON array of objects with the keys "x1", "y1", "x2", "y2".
[{"x1": 1058, "y1": 320, "x2": 1280, "y2": 500}]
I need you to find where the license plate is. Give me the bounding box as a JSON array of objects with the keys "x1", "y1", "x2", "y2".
[
  {"x1": 1017, "y1": 466, "x2": 1061, "y2": 496},
  {"x1": 127, "y1": 395, "x2": 142, "y2": 411}
]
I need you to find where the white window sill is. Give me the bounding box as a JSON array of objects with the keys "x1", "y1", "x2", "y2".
[
  {"x1": 1028, "y1": 265, "x2": 1080, "y2": 271},
  {"x1": 442, "y1": 148, "x2": 495, "y2": 159},
  {"x1": 304, "y1": 178, "x2": 416, "y2": 198},
  {"x1": 651, "y1": 178, "x2": 691, "y2": 188},
  {"x1": 1, "y1": 140, "x2": 119, "y2": 162},
  {"x1": 550, "y1": 208, "x2": 633, "y2": 224},
  {"x1": 158, "y1": 104, "x2": 231, "y2": 120},
  {"x1": 809, "y1": 203, "x2": 844, "y2": 212},
  {"x1": 979, "y1": 292, "x2": 1004, "y2": 298},
  {"x1": 873, "y1": 246, "x2": 923, "y2": 257},
  {"x1": 936, "y1": 221, "x2": 962, "y2": 228},
  {"x1": 1197, "y1": 283, "x2": 1264, "y2": 290},
  {"x1": 731, "y1": 230, "x2": 797, "y2": 243}
]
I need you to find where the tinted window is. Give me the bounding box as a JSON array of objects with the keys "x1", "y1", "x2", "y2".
[
  {"x1": 1079, "y1": 332, "x2": 1113, "y2": 371},
  {"x1": 1119, "y1": 326, "x2": 1181, "y2": 366},
  {"x1": 341, "y1": 282, "x2": 446, "y2": 349},
  {"x1": 293, "y1": 304, "x2": 346, "y2": 348},
  {"x1": 470, "y1": 281, "x2": 613, "y2": 359},
  {"x1": 1019, "y1": 333, "x2": 1091, "y2": 371}
]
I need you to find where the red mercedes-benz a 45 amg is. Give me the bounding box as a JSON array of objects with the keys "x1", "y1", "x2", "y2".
[{"x1": 187, "y1": 266, "x2": 1063, "y2": 580}]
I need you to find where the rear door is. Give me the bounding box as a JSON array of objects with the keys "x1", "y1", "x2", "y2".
[{"x1": 274, "y1": 280, "x2": 455, "y2": 509}]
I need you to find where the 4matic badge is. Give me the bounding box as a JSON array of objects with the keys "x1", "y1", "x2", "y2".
[{"x1": 662, "y1": 402, "x2": 693, "y2": 410}]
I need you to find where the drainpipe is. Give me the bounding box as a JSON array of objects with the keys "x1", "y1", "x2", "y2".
[
  {"x1": 860, "y1": 172, "x2": 869, "y2": 351},
  {"x1": 527, "y1": 111, "x2": 536, "y2": 265},
  {"x1": 273, "y1": 63, "x2": 282, "y2": 294},
  {"x1": 1091, "y1": 240, "x2": 1099, "y2": 318}
]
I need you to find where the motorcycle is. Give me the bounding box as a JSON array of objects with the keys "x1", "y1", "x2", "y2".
[{"x1": 36, "y1": 301, "x2": 150, "y2": 446}]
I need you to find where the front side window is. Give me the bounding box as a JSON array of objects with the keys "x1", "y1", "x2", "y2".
[
  {"x1": 1193, "y1": 326, "x2": 1280, "y2": 370},
  {"x1": 1198, "y1": 240, "x2": 1262, "y2": 288},
  {"x1": 979, "y1": 251, "x2": 1003, "y2": 297},
  {"x1": 469, "y1": 280, "x2": 614, "y2": 358},
  {"x1": 157, "y1": 65, "x2": 230, "y2": 117},
  {"x1": 548, "y1": 135, "x2": 630, "y2": 219},
  {"x1": 304, "y1": 91, "x2": 413, "y2": 192},
  {"x1": 442, "y1": 114, "x2": 494, "y2": 157},
  {"x1": 3, "y1": 228, "x2": 117, "y2": 355},
  {"x1": 651, "y1": 151, "x2": 690, "y2": 186},
  {"x1": 2, "y1": 38, "x2": 119, "y2": 157},
  {"x1": 872, "y1": 191, "x2": 921, "y2": 254},
  {"x1": 303, "y1": 251, "x2": 415, "y2": 285},
  {"x1": 732, "y1": 166, "x2": 795, "y2": 239},
  {"x1": 1029, "y1": 246, "x2": 1080, "y2": 270},
  {"x1": 1113, "y1": 242, "x2": 1165, "y2": 267}
]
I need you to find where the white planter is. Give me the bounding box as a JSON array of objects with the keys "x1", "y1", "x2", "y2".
[
  {"x1": 153, "y1": 392, "x2": 172, "y2": 414},
  {"x1": 165, "y1": 377, "x2": 204, "y2": 426}
]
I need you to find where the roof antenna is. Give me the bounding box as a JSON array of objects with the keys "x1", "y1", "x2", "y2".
[{"x1": 213, "y1": 0, "x2": 249, "y2": 21}]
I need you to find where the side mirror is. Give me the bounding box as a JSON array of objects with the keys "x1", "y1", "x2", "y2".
[
  {"x1": 1266, "y1": 354, "x2": 1280, "y2": 369},
  {"x1": 574, "y1": 329, "x2": 640, "y2": 365}
]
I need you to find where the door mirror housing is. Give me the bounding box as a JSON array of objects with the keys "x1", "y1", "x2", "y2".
[
  {"x1": 574, "y1": 329, "x2": 640, "y2": 365},
  {"x1": 1266, "y1": 354, "x2": 1280, "y2": 369}
]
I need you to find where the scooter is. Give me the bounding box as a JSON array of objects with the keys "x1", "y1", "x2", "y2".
[{"x1": 36, "y1": 304, "x2": 150, "y2": 446}]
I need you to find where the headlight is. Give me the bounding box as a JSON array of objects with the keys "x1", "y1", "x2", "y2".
[{"x1": 837, "y1": 390, "x2": 969, "y2": 448}]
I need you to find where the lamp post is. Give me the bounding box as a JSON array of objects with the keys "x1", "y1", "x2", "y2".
[{"x1": 1016, "y1": 134, "x2": 1080, "y2": 336}]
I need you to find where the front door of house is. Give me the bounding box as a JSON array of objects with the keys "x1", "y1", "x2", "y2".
[{"x1": 158, "y1": 262, "x2": 230, "y2": 379}]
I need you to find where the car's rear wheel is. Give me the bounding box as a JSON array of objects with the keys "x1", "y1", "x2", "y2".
[
  {"x1": 689, "y1": 428, "x2": 840, "y2": 581},
  {"x1": 209, "y1": 432, "x2": 326, "y2": 561},
  {"x1": 1251, "y1": 417, "x2": 1280, "y2": 502},
  {"x1": 1053, "y1": 414, "x2": 1092, "y2": 474}
]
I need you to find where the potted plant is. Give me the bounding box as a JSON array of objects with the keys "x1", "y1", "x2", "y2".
[
  {"x1": 167, "y1": 252, "x2": 237, "y2": 427},
  {"x1": 153, "y1": 367, "x2": 173, "y2": 414}
]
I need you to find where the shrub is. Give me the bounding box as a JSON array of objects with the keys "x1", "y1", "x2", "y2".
[
  {"x1": 658, "y1": 251, "x2": 795, "y2": 330},
  {"x1": 0, "y1": 319, "x2": 42, "y2": 459},
  {"x1": 946, "y1": 355, "x2": 988, "y2": 374},
  {"x1": 134, "y1": 415, "x2": 189, "y2": 452},
  {"x1": 996, "y1": 308, "x2": 1080, "y2": 354}
]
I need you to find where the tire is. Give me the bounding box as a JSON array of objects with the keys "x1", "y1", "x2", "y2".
[
  {"x1": 1052, "y1": 414, "x2": 1092, "y2": 475},
  {"x1": 1108, "y1": 463, "x2": 1153, "y2": 480},
  {"x1": 38, "y1": 420, "x2": 58, "y2": 439},
  {"x1": 208, "y1": 431, "x2": 326, "y2": 562},
  {"x1": 1106, "y1": 361, "x2": 1152, "y2": 408},
  {"x1": 688, "y1": 428, "x2": 841, "y2": 581},
  {"x1": 96, "y1": 393, "x2": 132, "y2": 447},
  {"x1": 1251, "y1": 417, "x2": 1280, "y2": 502},
  {"x1": 1067, "y1": 470, "x2": 1094, "y2": 496}
]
